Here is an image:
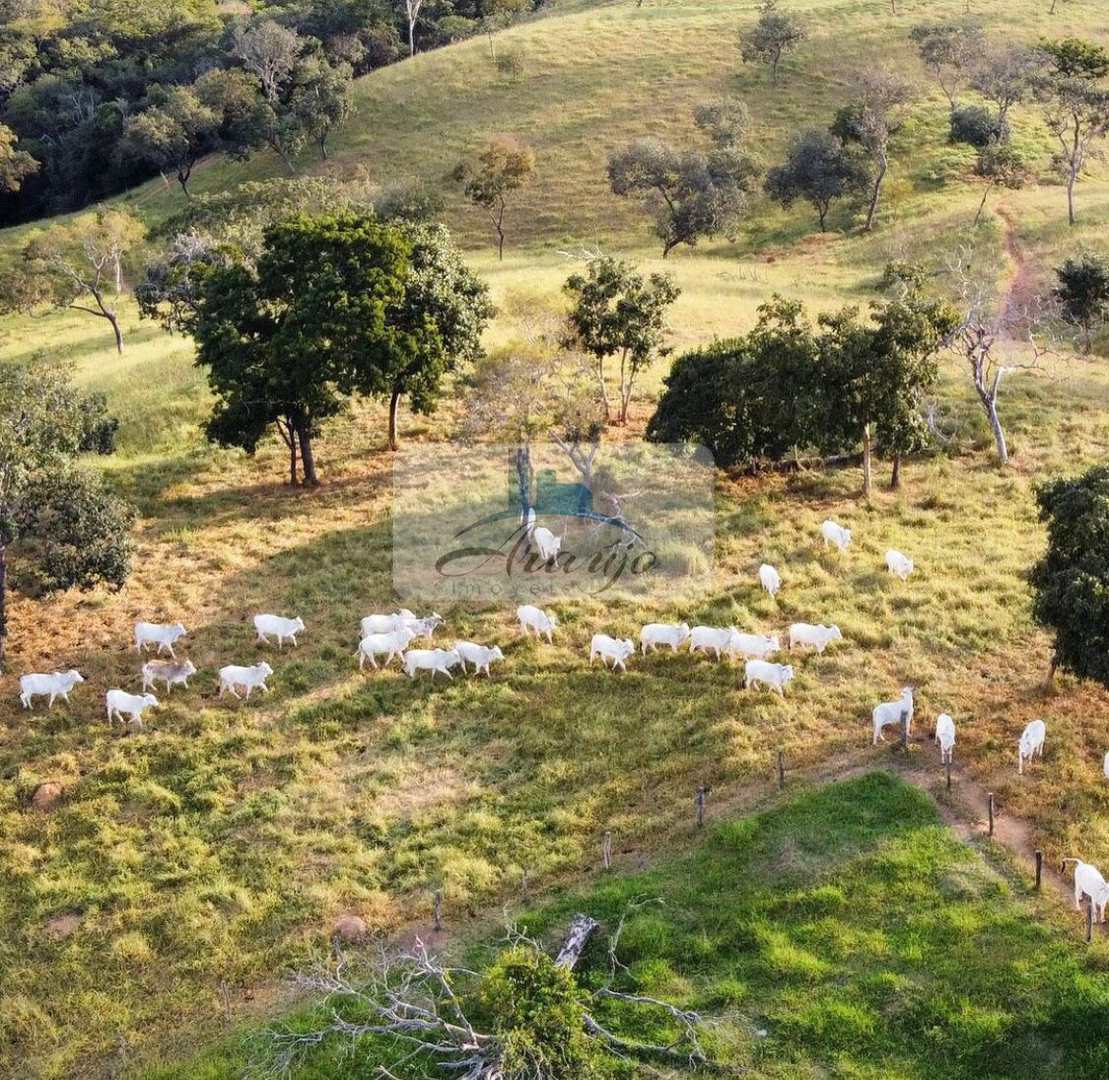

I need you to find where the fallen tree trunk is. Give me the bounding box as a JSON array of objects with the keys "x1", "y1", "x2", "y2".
[{"x1": 555, "y1": 914, "x2": 599, "y2": 969}]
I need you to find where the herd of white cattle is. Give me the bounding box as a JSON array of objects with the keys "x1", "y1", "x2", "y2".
[{"x1": 14, "y1": 519, "x2": 1109, "y2": 921}]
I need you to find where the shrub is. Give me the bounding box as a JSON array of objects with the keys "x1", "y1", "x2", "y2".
[
  {"x1": 949, "y1": 104, "x2": 1008, "y2": 148},
  {"x1": 495, "y1": 48, "x2": 525, "y2": 80}
]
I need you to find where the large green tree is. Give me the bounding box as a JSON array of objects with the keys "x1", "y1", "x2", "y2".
[
  {"x1": 0, "y1": 122, "x2": 39, "y2": 192},
  {"x1": 564, "y1": 256, "x2": 680, "y2": 424},
  {"x1": 1030, "y1": 465, "x2": 1109, "y2": 685},
  {"x1": 0, "y1": 363, "x2": 134, "y2": 665},
  {"x1": 188, "y1": 212, "x2": 410, "y2": 485},
  {"x1": 764, "y1": 128, "x2": 870, "y2": 230},
  {"x1": 121, "y1": 85, "x2": 217, "y2": 197}
]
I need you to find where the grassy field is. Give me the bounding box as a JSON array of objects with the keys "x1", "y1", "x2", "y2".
[
  {"x1": 156, "y1": 773, "x2": 1109, "y2": 1079},
  {"x1": 3, "y1": 0, "x2": 1109, "y2": 1075}
]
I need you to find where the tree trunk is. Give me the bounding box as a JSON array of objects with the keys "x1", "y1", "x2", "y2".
[
  {"x1": 974, "y1": 183, "x2": 991, "y2": 226},
  {"x1": 514, "y1": 446, "x2": 531, "y2": 521},
  {"x1": 297, "y1": 421, "x2": 320, "y2": 486},
  {"x1": 0, "y1": 542, "x2": 7, "y2": 670},
  {"x1": 890, "y1": 453, "x2": 901, "y2": 489},
  {"x1": 555, "y1": 914, "x2": 599, "y2": 970},
  {"x1": 107, "y1": 311, "x2": 124, "y2": 353},
  {"x1": 1066, "y1": 165, "x2": 1077, "y2": 226},
  {"x1": 178, "y1": 163, "x2": 192, "y2": 198},
  {"x1": 985, "y1": 395, "x2": 1009, "y2": 465},
  {"x1": 388, "y1": 386, "x2": 402, "y2": 451},
  {"x1": 408, "y1": 16, "x2": 416, "y2": 56},
  {"x1": 496, "y1": 225, "x2": 504, "y2": 261},
  {"x1": 817, "y1": 202, "x2": 828, "y2": 230},
  {"x1": 862, "y1": 424, "x2": 873, "y2": 497},
  {"x1": 864, "y1": 157, "x2": 887, "y2": 232}
]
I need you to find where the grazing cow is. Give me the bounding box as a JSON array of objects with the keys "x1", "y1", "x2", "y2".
[
  {"x1": 1061, "y1": 859, "x2": 1109, "y2": 923},
  {"x1": 885, "y1": 549, "x2": 914, "y2": 581},
  {"x1": 403, "y1": 648, "x2": 462, "y2": 679},
  {"x1": 218, "y1": 662, "x2": 274, "y2": 699},
  {"x1": 253, "y1": 614, "x2": 305, "y2": 647},
  {"x1": 820, "y1": 520, "x2": 852, "y2": 552},
  {"x1": 725, "y1": 631, "x2": 780, "y2": 661},
  {"x1": 452, "y1": 641, "x2": 505, "y2": 676},
  {"x1": 106, "y1": 689, "x2": 158, "y2": 728},
  {"x1": 688, "y1": 626, "x2": 737, "y2": 659},
  {"x1": 788, "y1": 623, "x2": 843, "y2": 654},
  {"x1": 356, "y1": 627, "x2": 416, "y2": 670},
  {"x1": 934, "y1": 713, "x2": 955, "y2": 764},
  {"x1": 1018, "y1": 719, "x2": 1046, "y2": 775},
  {"x1": 758, "y1": 563, "x2": 782, "y2": 597},
  {"x1": 531, "y1": 526, "x2": 562, "y2": 565},
  {"x1": 639, "y1": 622, "x2": 690, "y2": 653},
  {"x1": 590, "y1": 634, "x2": 635, "y2": 671},
  {"x1": 744, "y1": 660, "x2": 794, "y2": 697},
  {"x1": 141, "y1": 659, "x2": 197, "y2": 693},
  {"x1": 517, "y1": 605, "x2": 557, "y2": 642},
  {"x1": 19, "y1": 670, "x2": 84, "y2": 710},
  {"x1": 134, "y1": 621, "x2": 187, "y2": 658},
  {"x1": 403, "y1": 614, "x2": 444, "y2": 642},
  {"x1": 872, "y1": 687, "x2": 914, "y2": 745}
]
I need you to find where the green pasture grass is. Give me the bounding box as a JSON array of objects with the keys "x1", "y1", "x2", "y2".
[{"x1": 151, "y1": 773, "x2": 1109, "y2": 1079}]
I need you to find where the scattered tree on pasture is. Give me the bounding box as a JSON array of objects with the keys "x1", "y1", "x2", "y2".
[
  {"x1": 185, "y1": 213, "x2": 410, "y2": 486},
  {"x1": 692, "y1": 97, "x2": 751, "y2": 149},
  {"x1": 453, "y1": 135, "x2": 537, "y2": 260},
  {"x1": 909, "y1": 22, "x2": 986, "y2": 108},
  {"x1": 0, "y1": 208, "x2": 145, "y2": 353},
  {"x1": 608, "y1": 107, "x2": 760, "y2": 257},
  {"x1": 563, "y1": 256, "x2": 680, "y2": 424},
  {"x1": 970, "y1": 45, "x2": 1040, "y2": 126},
  {"x1": 291, "y1": 56, "x2": 355, "y2": 160},
  {"x1": 971, "y1": 138, "x2": 1029, "y2": 225},
  {"x1": 831, "y1": 70, "x2": 915, "y2": 232},
  {"x1": 0, "y1": 363, "x2": 134, "y2": 666},
  {"x1": 0, "y1": 122, "x2": 38, "y2": 192},
  {"x1": 1030, "y1": 465, "x2": 1109, "y2": 686},
  {"x1": 763, "y1": 128, "x2": 870, "y2": 230},
  {"x1": 1053, "y1": 252, "x2": 1109, "y2": 353},
  {"x1": 949, "y1": 104, "x2": 1008, "y2": 149},
  {"x1": 373, "y1": 178, "x2": 445, "y2": 224},
  {"x1": 1034, "y1": 39, "x2": 1109, "y2": 226},
  {"x1": 121, "y1": 85, "x2": 218, "y2": 198},
  {"x1": 647, "y1": 297, "x2": 821, "y2": 469},
  {"x1": 739, "y1": 0, "x2": 807, "y2": 84},
  {"x1": 231, "y1": 20, "x2": 305, "y2": 104}
]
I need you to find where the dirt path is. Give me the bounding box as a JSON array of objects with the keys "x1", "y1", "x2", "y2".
[{"x1": 996, "y1": 205, "x2": 1039, "y2": 335}]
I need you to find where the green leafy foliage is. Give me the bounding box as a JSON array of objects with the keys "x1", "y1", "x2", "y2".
[
  {"x1": 1053, "y1": 252, "x2": 1109, "y2": 352},
  {"x1": 1031, "y1": 464, "x2": 1109, "y2": 686},
  {"x1": 764, "y1": 127, "x2": 870, "y2": 230}
]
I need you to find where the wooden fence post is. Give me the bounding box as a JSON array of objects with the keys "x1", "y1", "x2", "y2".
[
  {"x1": 602, "y1": 830, "x2": 612, "y2": 870},
  {"x1": 433, "y1": 890, "x2": 442, "y2": 932},
  {"x1": 899, "y1": 709, "x2": 909, "y2": 750},
  {"x1": 521, "y1": 867, "x2": 529, "y2": 899},
  {"x1": 778, "y1": 750, "x2": 785, "y2": 791},
  {"x1": 987, "y1": 792, "x2": 995, "y2": 837},
  {"x1": 696, "y1": 786, "x2": 707, "y2": 828},
  {"x1": 1035, "y1": 850, "x2": 1043, "y2": 891}
]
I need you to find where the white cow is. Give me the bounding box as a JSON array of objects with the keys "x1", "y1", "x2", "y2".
[
  {"x1": 639, "y1": 622, "x2": 690, "y2": 653},
  {"x1": 1018, "y1": 719, "x2": 1046, "y2": 775},
  {"x1": 689, "y1": 626, "x2": 737, "y2": 659},
  {"x1": 218, "y1": 661, "x2": 274, "y2": 699},
  {"x1": 934, "y1": 713, "x2": 956, "y2": 764},
  {"x1": 253, "y1": 614, "x2": 305, "y2": 647},
  {"x1": 141, "y1": 659, "x2": 197, "y2": 693},
  {"x1": 872, "y1": 687, "x2": 914, "y2": 745},
  {"x1": 744, "y1": 660, "x2": 794, "y2": 696},
  {"x1": 356, "y1": 627, "x2": 416, "y2": 670},
  {"x1": 1061, "y1": 859, "x2": 1109, "y2": 923},
  {"x1": 403, "y1": 648, "x2": 462, "y2": 679},
  {"x1": 758, "y1": 563, "x2": 782, "y2": 598},
  {"x1": 788, "y1": 623, "x2": 843, "y2": 654},
  {"x1": 885, "y1": 549, "x2": 914, "y2": 581},
  {"x1": 106, "y1": 689, "x2": 158, "y2": 727},
  {"x1": 402, "y1": 614, "x2": 444, "y2": 641},
  {"x1": 726, "y1": 631, "x2": 780, "y2": 661},
  {"x1": 517, "y1": 604, "x2": 557, "y2": 642},
  {"x1": 590, "y1": 634, "x2": 634, "y2": 671},
  {"x1": 360, "y1": 611, "x2": 423, "y2": 637},
  {"x1": 453, "y1": 640, "x2": 505, "y2": 676},
  {"x1": 531, "y1": 526, "x2": 562, "y2": 565},
  {"x1": 820, "y1": 520, "x2": 852, "y2": 552},
  {"x1": 19, "y1": 670, "x2": 84, "y2": 710},
  {"x1": 134, "y1": 621, "x2": 187, "y2": 657}
]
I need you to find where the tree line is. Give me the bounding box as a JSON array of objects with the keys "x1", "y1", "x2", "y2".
[{"x1": 0, "y1": 0, "x2": 540, "y2": 226}]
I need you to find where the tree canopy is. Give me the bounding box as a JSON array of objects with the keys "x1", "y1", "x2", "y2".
[
  {"x1": 453, "y1": 135, "x2": 537, "y2": 260},
  {"x1": 1053, "y1": 252, "x2": 1109, "y2": 353},
  {"x1": 764, "y1": 128, "x2": 870, "y2": 230}
]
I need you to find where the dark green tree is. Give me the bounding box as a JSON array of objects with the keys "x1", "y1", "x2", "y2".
[
  {"x1": 564, "y1": 256, "x2": 680, "y2": 424},
  {"x1": 291, "y1": 55, "x2": 354, "y2": 160},
  {"x1": 764, "y1": 128, "x2": 870, "y2": 230},
  {"x1": 739, "y1": 0, "x2": 806, "y2": 84},
  {"x1": 188, "y1": 212, "x2": 410, "y2": 485},
  {"x1": 971, "y1": 138, "x2": 1029, "y2": 225},
  {"x1": 0, "y1": 122, "x2": 39, "y2": 193},
  {"x1": 1053, "y1": 252, "x2": 1109, "y2": 353},
  {"x1": 0, "y1": 363, "x2": 134, "y2": 665},
  {"x1": 1030, "y1": 465, "x2": 1109, "y2": 685},
  {"x1": 120, "y1": 85, "x2": 217, "y2": 197}
]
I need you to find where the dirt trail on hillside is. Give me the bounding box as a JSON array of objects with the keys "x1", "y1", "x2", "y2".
[{"x1": 996, "y1": 205, "x2": 1039, "y2": 337}]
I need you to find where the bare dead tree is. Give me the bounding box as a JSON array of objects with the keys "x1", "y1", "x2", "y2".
[
  {"x1": 944, "y1": 250, "x2": 1056, "y2": 465},
  {"x1": 259, "y1": 909, "x2": 713, "y2": 1079}
]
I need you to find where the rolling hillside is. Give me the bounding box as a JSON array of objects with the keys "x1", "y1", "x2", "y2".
[{"x1": 3, "y1": 0, "x2": 1109, "y2": 1077}]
